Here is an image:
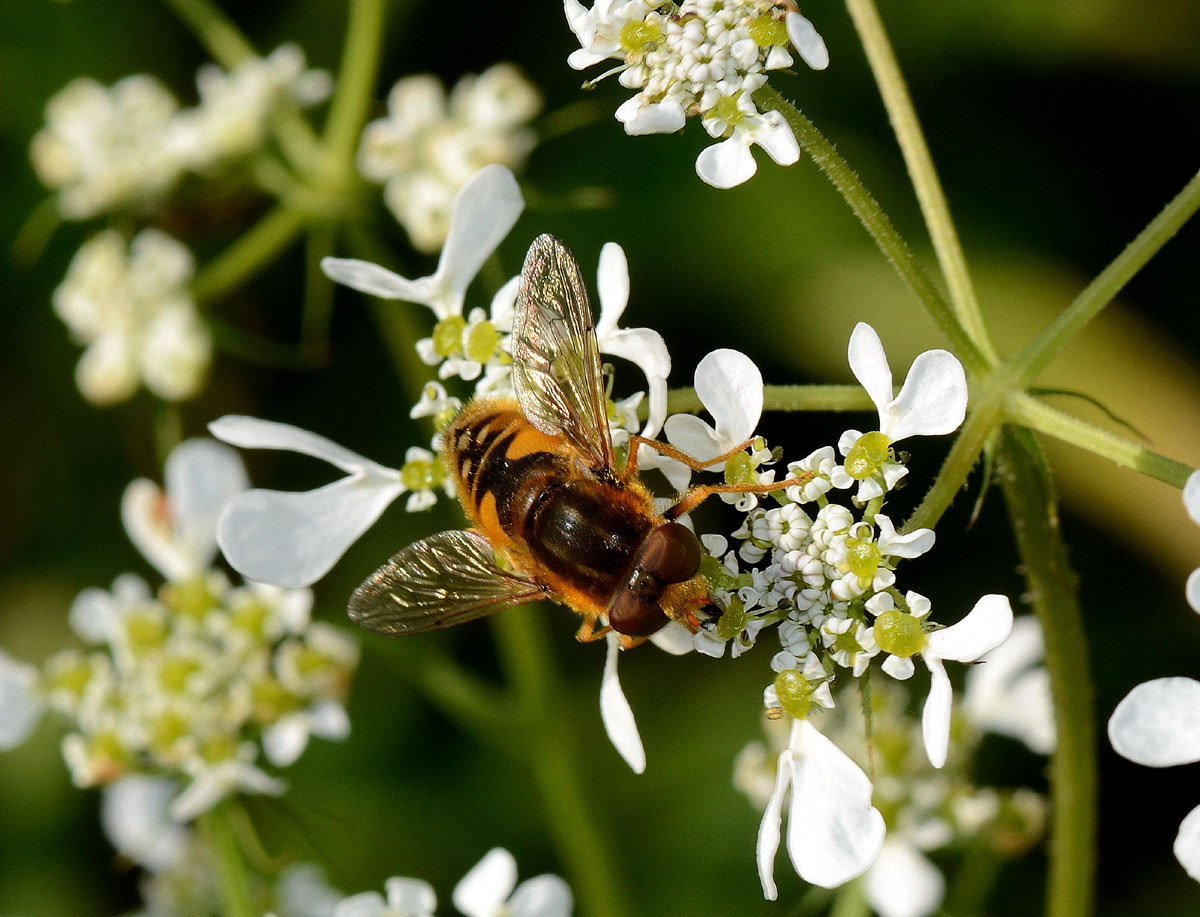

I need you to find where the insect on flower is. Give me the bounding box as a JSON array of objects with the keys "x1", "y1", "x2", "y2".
[{"x1": 349, "y1": 234, "x2": 803, "y2": 647}]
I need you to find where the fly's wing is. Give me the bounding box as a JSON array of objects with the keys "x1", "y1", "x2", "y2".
[
  {"x1": 511, "y1": 234, "x2": 616, "y2": 473},
  {"x1": 349, "y1": 531, "x2": 545, "y2": 635}
]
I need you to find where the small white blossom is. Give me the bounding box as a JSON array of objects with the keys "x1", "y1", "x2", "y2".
[
  {"x1": 1108, "y1": 677, "x2": 1200, "y2": 881},
  {"x1": 0, "y1": 648, "x2": 42, "y2": 750},
  {"x1": 600, "y1": 632, "x2": 645, "y2": 773},
  {"x1": 53, "y1": 229, "x2": 211, "y2": 405},
  {"x1": 1183, "y1": 470, "x2": 1200, "y2": 611},
  {"x1": 100, "y1": 774, "x2": 191, "y2": 873},
  {"x1": 334, "y1": 877, "x2": 437, "y2": 917},
  {"x1": 358, "y1": 65, "x2": 540, "y2": 251},
  {"x1": 121, "y1": 438, "x2": 249, "y2": 582},
  {"x1": 209, "y1": 415, "x2": 406, "y2": 588},
  {"x1": 452, "y1": 847, "x2": 573, "y2": 917},
  {"x1": 167, "y1": 44, "x2": 331, "y2": 172},
  {"x1": 962, "y1": 616, "x2": 1055, "y2": 754},
  {"x1": 31, "y1": 74, "x2": 182, "y2": 218},
  {"x1": 322, "y1": 164, "x2": 523, "y2": 319},
  {"x1": 757, "y1": 717, "x2": 886, "y2": 897}
]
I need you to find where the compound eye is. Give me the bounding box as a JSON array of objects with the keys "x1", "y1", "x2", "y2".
[
  {"x1": 608, "y1": 589, "x2": 669, "y2": 637},
  {"x1": 638, "y1": 521, "x2": 702, "y2": 585}
]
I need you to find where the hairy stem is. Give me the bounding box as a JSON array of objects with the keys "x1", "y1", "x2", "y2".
[
  {"x1": 996, "y1": 427, "x2": 1095, "y2": 917},
  {"x1": 754, "y1": 84, "x2": 987, "y2": 376},
  {"x1": 1010, "y1": 167, "x2": 1200, "y2": 386},
  {"x1": 844, "y1": 0, "x2": 996, "y2": 363}
]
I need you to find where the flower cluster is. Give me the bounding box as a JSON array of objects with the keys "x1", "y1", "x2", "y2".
[
  {"x1": 358, "y1": 64, "x2": 542, "y2": 252},
  {"x1": 31, "y1": 45, "x2": 329, "y2": 219},
  {"x1": 0, "y1": 440, "x2": 359, "y2": 822},
  {"x1": 52, "y1": 228, "x2": 211, "y2": 405},
  {"x1": 737, "y1": 622, "x2": 1052, "y2": 914},
  {"x1": 565, "y1": 0, "x2": 828, "y2": 188}
]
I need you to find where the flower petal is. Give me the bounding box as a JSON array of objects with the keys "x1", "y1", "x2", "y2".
[
  {"x1": 601, "y1": 327, "x2": 671, "y2": 438},
  {"x1": 616, "y1": 97, "x2": 686, "y2": 135},
  {"x1": 924, "y1": 594, "x2": 1013, "y2": 663},
  {"x1": 1108, "y1": 677, "x2": 1200, "y2": 767},
  {"x1": 216, "y1": 475, "x2": 404, "y2": 587},
  {"x1": 508, "y1": 875, "x2": 574, "y2": 917},
  {"x1": 786, "y1": 13, "x2": 830, "y2": 70},
  {"x1": 750, "y1": 112, "x2": 799, "y2": 166},
  {"x1": 847, "y1": 324, "x2": 893, "y2": 424},
  {"x1": 436, "y1": 164, "x2": 524, "y2": 315},
  {"x1": 0, "y1": 649, "x2": 42, "y2": 750},
  {"x1": 384, "y1": 877, "x2": 438, "y2": 916},
  {"x1": 600, "y1": 632, "x2": 646, "y2": 774},
  {"x1": 695, "y1": 133, "x2": 757, "y2": 189},
  {"x1": 693, "y1": 349, "x2": 763, "y2": 447},
  {"x1": 453, "y1": 847, "x2": 516, "y2": 917},
  {"x1": 757, "y1": 747, "x2": 792, "y2": 900},
  {"x1": 863, "y1": 839, "x2": 946, "y2": 917},
  {"x1": 320, "y1": 257, "x2": 435, "y2": 303},
  {"x1": 786, "y1": 719, "x2": 886, "y2": 887},
  {"x1": 885, "y1": 349, "x2": 968, "y2": 442},
  {"x1": 1174, "y1": 803, "x2": 1200, "y2": 882},
  {"x1": 1184, "y1": 470, "x2": 1200, "y2": 526},
  {"x1": 921, "y1": 656, "x2": 952, "y2": 769},
  {"x1": 595, "y1": 242, "x2": 629, "y2": 335},
  {"x1": 1189, "y1": 568, "x2": 1200, "y2": 614},
  {"x1": 209, "y1": 415, "x2": 394, "y2": 478},
  {"x1": 648, "y1": 621, "x2": 695, "y2": 656},
  {"x1": 166, "y1": 438, "x2": 249, "y2": 571},
  {"x1": 875, "y1": 514, "x2": 935, "y2": 559},
  {"x1": 100, "y1": 775, "x2": 190, "y2": 873}
]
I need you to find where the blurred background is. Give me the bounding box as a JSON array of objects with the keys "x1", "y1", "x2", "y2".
[{"x1": 2, "y1": 0, "x2": 1200, "y2": 913}]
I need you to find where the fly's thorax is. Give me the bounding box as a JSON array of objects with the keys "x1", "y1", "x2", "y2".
[{"x1": 608, "y1": 521, "x2": 705, "y2": 637}]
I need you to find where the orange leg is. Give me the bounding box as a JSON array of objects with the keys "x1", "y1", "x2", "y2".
[
  {"x1": 666, "y1": 472, "x2": 815, "y2": 520},
  {"x1": 575, "y1": 614, "x2": 612, "y2": 643},
  {"x1": 622, "y1": 435, "x2": 762, "y2": 481}
]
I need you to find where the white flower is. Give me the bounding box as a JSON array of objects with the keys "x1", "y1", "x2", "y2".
[
  {"x1": 863, "y1": 837, "x2": 945, "y2": 917},
  {"x1": 962, "y1": 616, "x2": 1055, "y2": 755},
  {"x1": 53, "y1": 228, "x2": 211, "y2": 404},
  {"x1": 564, "y1": 0, "x2": 653, "y2": 70},
  {"x1": 170, "y1": 751, "x2": 286, "y2": 822},
  {"x1": 121, "y1": 438, "x2": 249, "y2": 582},
  {"x1": 334, "y1": 877, "x2": 437, "y2": 917},
  {"x1": 1183, "y1": 470, "x2": 1200, "y2": 611},
  {"x1": 100, "y1": 774, "x2": 191, "y2": 872},
  {"x1": 846, "y1": 322, "x2": 968, "y2": 444},
  {"x1": 757, "y1": 717, "x2": 886, "y2": 897},
  {"x1": 167, "y1": 44, "x2": 331, "y2": 171},
  {"x1": 695, "y1": 106, "x2": 800, "y2": 190},
  {"x1": 919, "y1": 595, "x2": 1014, "y2": 768},
  {"x1": 1108, "y1": 677, "x2": 1200, "y2": 881},
  {"x1": 30, "y1": 74, "x2": 182, "y2": 218},
  {"x1": 785, "y1": 13, "x2": 830, "y2": 70},
  {"x1": 262, "y1": 699, "x2": 351, "y2": 768},
  {"x1": 600, "y1": 632, "x2": 645, "y2": 773},
  {"x1": 663, "y1": 348, "x2": 763, "y2": 490},
  {"x1": 453, "y1": 848, "x2": 573, "y2": 917},
  {"x1": 0, "y1": 648, "x2": 42, "y2": 750},
  {"x1": 322, "y1": 163, "x2": 524, "y2": 320},
  {"x1": 209, "y1": 415, "x2": 406, "y2": 587},
  {"x1": 357, "y1": 67, "x2": 540, "y2": 252},
  {"x1": 593, "y1": 241, "x2": 671, "y2": 437}
]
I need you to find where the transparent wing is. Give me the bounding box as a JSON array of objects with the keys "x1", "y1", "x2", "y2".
[
  {"x1": 348, "y1": 531, "x2": 545, "y2": 636},
  {"x1": 512, "y1": 234, "x2": 615, "y2": 472}
]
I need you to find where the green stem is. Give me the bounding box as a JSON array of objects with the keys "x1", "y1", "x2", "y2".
[
  {"x1": 321, "y1": 0, "x2": 387, "y2": 176},
  {"x1": 491, "y1": 608, "x2": 630, "y2": 917},
  {"x1": 843, "y1": 0, "x2": 997, "y2": 363},
  {"x1": 301, "y1": 223, "x2": 338, "y2": 363},
  {"x1": 667, "y1": 384, "x2": 875, "y2": 415},
  {"x1": 192, "y1": 205, "x2": 308, "y2": 306},
  {"x1": 903, "y1": 381, "x2": 1003, "y2": 532},
  {"x1": 160, "y1": 0, "x2": 256, "y2": 67},
  {"x1": 1006, "y1": 392, "x2": 1193, "y2": 486},
  {"x1": 754, "y1": 84, "x2": 988, "y2": 377},
  {"x1": 995, "y1": 427, "x2": 1095, "y2": 917},
  {"x1": 1010, "y1": 167, "x2": 1200, "y2": 386},
  {"x1": 202, "y1": 802, "x2": 257, "y2": 917}
]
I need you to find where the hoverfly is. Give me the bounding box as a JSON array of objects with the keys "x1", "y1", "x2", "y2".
[{"x1": 348, "y1": 234, "x2": 799, "y2": 647}]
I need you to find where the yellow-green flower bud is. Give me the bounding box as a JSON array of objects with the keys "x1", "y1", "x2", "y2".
[
  {"x1": 773, "y1": 669, "x2": 812, "y2": 719},
  {"x1": 844, "y1": 431, "x2": 890, "y2": 480}
]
